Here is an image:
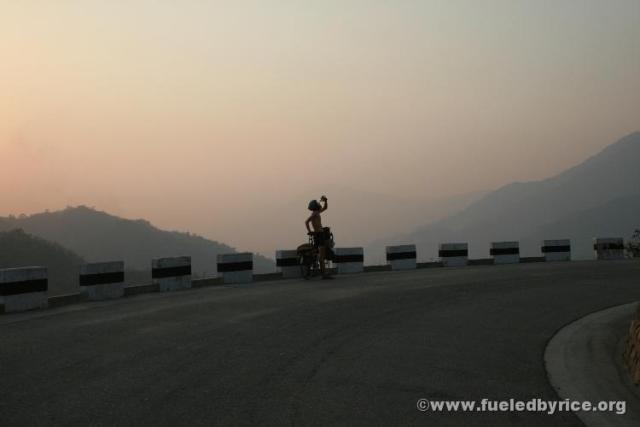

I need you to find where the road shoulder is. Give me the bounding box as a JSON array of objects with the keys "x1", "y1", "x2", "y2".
[{"x1": 545, "y1": 302, "x2": 640, "y2": 426}]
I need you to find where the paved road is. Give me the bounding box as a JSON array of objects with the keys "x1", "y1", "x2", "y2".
[{"x1": 1, "y1": 261, "x2": 639, "y2": 426}]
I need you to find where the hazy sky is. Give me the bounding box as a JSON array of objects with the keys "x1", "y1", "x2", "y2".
[{"x1": 1, "y1": 1, "x2": 639, "y2": 252}]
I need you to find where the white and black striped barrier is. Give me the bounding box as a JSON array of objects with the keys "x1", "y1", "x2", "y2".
[
  {"x1": 438, "y1": 243, "x2": 468, "y2": 267},
  {"x1": 217, "y1": 253, "x2": 253, "y2": 284},
  {"x1": 541, "y1": 240, "x2": 571, "y2": 262},
  {"x1": 386, "y1": 245, "x2": 417, "y2": 270},
  {"x1": 80, "y1": 261, "x2": 125, "y2": 300},
  {"x1": 490, "y1": 241, "x2": 520, "y2": 264},
  {"x1": 594, "y1": 237, "x2": 625, "y2": 260},
  {"x1": 276, "y1": 250, "x2": 300, "y2": 278},
  {"x1": 334, "y1": 247, "x2": 364, "y2": 274},
  {"x1": 152, "y1": 256, "x2": 192, "y2": 291},
  {"x1": 0, "y1": 266, "x2": 48, "y2": 313}
]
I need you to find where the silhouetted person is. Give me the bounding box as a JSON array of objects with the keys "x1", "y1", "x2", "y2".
[{"x1": 305, "y1": 195, "x2": 332, "y2": 279}]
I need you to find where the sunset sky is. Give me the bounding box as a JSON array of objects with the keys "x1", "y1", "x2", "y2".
[{"x1": 1, "y1": 1, "x2": 639, "y2": 253}]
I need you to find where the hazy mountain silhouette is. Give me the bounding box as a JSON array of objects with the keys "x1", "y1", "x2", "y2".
[
  {"x1": 523, "y1": 193, "x2": 640, "y2": 259},
  {"x1": 0, "y1": 229, "x2": 85, "y2": 295},
  {"x1": 0, "y1": 206, "x2": 275, "y2": 277},
  {"x1": 368, "y1": 132, "x2": 640, "y2": 262}
]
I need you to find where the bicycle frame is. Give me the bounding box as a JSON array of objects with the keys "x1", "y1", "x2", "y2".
[{"x1": 299, "y1": 233, "x2": 329, "y2": 279}]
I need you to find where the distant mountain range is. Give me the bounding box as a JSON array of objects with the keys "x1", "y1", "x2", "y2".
[
  {"x1": 0, "y1": 207, "x2": 275, "y2": 280},
  {"x1": 3, "y1": 132, "x2": 638, "y2": 278},
  {"x1": 368, "y1": 131, "x2": 640, "y2": 262}
]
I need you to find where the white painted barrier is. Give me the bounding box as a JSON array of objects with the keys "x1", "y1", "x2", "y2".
[
  {"x1": 386, "y1": 245, "x2": 417, "y2": 270},
  {"x1": 80, "y1": 261, "x2": 125, "y2": 300},
  {"x1": 438, "y1": 243, "x2": 468, "y2": 267},
  {"x1": 218, "y1": 253, "x2": 253, "y2": 284},
  {"x1": 490, "y1": 241, "x2": 520, "y2": 264},
  {"x1": 0, "y1": 267, "x2": 48, "y2": 313},
  {"x1": 542, "y1": 240, "x2": 571, "y2": 262},
  {"x1": 152, "y1": 256, "x2": 192, "y2": 291},
  {"x1": 334, "y1": 247, "x2": 364, "y2": 274},
  {"x1": 276, "y1": 250, "x2": 300, "y2": 278},
  {"x1": 593, "y1": 238, "x2": 625, "y2": 260}
]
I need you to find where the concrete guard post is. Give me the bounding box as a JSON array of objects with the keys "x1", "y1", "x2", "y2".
[
  {"x1": 217, "y1": 253, "x2": 253, "y2": 284},
  {"x1": 276, "y1": 250, "x2": 300, "y2": 278},
  {"x1": 490, "y1": 241, "x2": 520, "y2": 265},
  {"x1": 333, "y1": 247, "x2": 364, "y2": 274},
  {"x1": 80, "y1": 261, "x2": 125, "y2": 300},
  {"x1": 593, "y1": 237, "x2": 625, "y2": 260},
  {"x1": 438, "y1": 243, "x2": 469, "y2": 267},
  {"x1": 0, "y1": 266, "x2": 48, "y2": 314},
  {"x1": 541, "y1": 239, "x2": 571, "y2": 262},
  {"x1": 386, "y1": 245, "x2": 417, "y2": 271},
  {"x1": 152, "y1": 256, "x2": 192, "y2": 291}
]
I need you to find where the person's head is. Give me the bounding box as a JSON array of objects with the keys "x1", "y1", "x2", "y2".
[{"x1": 308, "y1": 199, "x2": 321, "y2": 211}]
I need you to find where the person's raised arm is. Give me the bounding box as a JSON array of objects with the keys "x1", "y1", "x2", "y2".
[{"x1": 320, "y1": 195, "x2": 328, "y2": 212}]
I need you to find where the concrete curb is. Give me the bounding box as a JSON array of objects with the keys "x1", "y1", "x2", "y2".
[
  {"x1": 545, "y1": 302, "x2": 640, "y2": 426},
  {"x1": 417, "y1": 261, "x2": 444, "y2": 269},
  {"x1": 123, "y1": 283, "x2": 159, "y2": 297},
  {"x1": 253, "y1": 272, "x2": 283, "y2": 282},
  {"x1": 192, "y1": 277, "x2": 224, "y2": 288},
  {"x1": 363, "y1": 265, "x2": 391, "y2": 273},
  {"x1": 48, "y1": 293, "x2": 86, "y2": 308},
  {"x1": 520, "y1": 256, "x2": 546, "y2": 263}
]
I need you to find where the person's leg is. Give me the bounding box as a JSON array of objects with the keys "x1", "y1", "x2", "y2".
[{"x1": 319, "y1": 246, "x2": 326, "y2": 275}]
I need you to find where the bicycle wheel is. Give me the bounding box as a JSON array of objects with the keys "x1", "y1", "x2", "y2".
[{"x1": 299, "y1": 254, "x2": 312, "y2": 280}]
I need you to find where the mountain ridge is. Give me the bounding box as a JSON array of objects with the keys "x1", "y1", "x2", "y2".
[
  {"x1": 0, "y1": 206, "x2": 275, "y2": 276},
  {"x1": 367, "y1": 131, "x2": 640, "y2": 262}
]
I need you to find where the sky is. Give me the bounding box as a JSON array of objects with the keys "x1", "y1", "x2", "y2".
[{"x1": 1, "y1": 0, "x2": 639, "y2": 254}]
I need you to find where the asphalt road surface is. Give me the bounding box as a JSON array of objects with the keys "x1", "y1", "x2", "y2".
[{"x1": 1, "y1": 260, "x2": 639, "y2": 426}]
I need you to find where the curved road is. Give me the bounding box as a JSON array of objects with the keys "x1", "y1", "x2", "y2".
[{"x1": 1, "y1": 261, "x2": 639, "y2": 426}]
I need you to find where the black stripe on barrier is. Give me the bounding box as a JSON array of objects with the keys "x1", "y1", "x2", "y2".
[
  {"x1": 490, "y1": 247, "x2": 519, "y2": 256},
  {"x1": 438, "y1": 249, "x2": 468, "y2": 257},
  {"x1": 541, "y1": 245, "x2": 571, "y2": 253},
  {"x1": 593, "y1": 244, "x2": 624, "y2": 250},
  {"x1": 79, "y1": 271, "x2": 125, "y2": 286},
  {"x1": 152, "y1": 265, "x2": 191, "y2": 279},
  {"x1": 276, "y1": 258, "x2": 298, "y2": 267},
  {"x1": 386, "y1": 251, "x2": 417, "y2": 261},
  {"x1": 217, "y1": 261, "x2": 253, "y2": 272},
  {"x1": 0, "y1": 278, "x2": 48, "y2": 296},
  {"x1": 334, "y1": 254, "x2": 364, "y2": 263}
]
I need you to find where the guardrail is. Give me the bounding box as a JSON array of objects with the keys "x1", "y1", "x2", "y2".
[{"x1": 0, "y1": 237, "x2": 628, "y2": 315}]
